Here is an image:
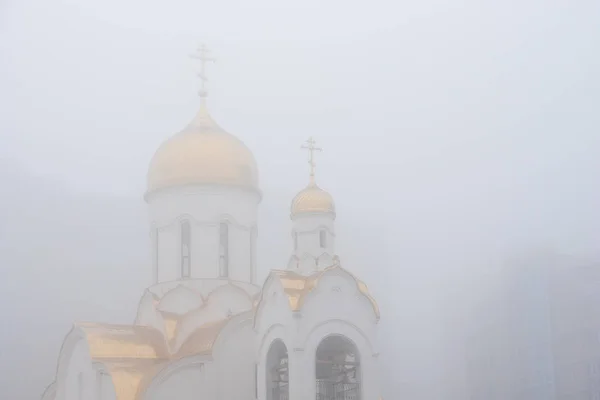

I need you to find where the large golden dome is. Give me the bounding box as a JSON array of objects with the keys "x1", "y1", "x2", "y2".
[
  {"x1": 146, "y1": 103, "x2": 259, "y2": 196},
  {"x1": 290, "y1": 180, "x2": 335, "y2": 219}
]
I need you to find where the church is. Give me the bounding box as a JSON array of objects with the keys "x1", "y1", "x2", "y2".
[{"x1": 42, "y1": 46, "x2": 382, "y2": 400}]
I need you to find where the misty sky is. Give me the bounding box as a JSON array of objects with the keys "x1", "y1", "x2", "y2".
[
  {"x1": 2, "y1": 0, "x2": 599, "y2": 254},
  {"x1": 1, "y1": 0, "x2": 600, "y2": 399}
]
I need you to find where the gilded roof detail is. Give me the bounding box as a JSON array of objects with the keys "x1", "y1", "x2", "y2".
[
  {"x1": 77, "y1": 322, "x2": 169, "y2": 360},
  {"x1": 274, "y1": 270, "x2": 319, "y2": 311},
  {"x1": 103, "y1": 360, "x2": 165, "y2": 400},
  {"x1": 77, "y1": 316, "x2": 232, "y2": 400},
  {"x1": 161, "y1": 314, "x2": 179, "y2": 345}
]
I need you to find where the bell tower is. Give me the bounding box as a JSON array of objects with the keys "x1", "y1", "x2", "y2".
[{"x1": 288, "y1": 137, "x2": 337, "y2": 273}]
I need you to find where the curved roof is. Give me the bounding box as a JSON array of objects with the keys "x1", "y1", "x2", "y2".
[{"x1": 146, "y1": 103, "x2": 259, "y2": 197}]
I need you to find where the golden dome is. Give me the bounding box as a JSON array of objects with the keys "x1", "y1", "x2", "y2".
[
  {"x1": 290, "y1": 180, "x2": 335, "y2": 219},
  {"x1": 146, "y1": 103, "x2": 259, "y2": 196}
]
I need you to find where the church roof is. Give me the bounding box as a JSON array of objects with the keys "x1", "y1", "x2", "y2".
[
  {"x1": 74, "y1": 323, "x2": 169, "y2": 400},
  {"x1": 77, "y1": 322, "x2": 169, "y2": 360},
  {"x1": 75, "y1": 317, "x2": 236, "y2": 400},
  {"x1": 144, "y1": 282, "x2": 255, "y2": 352}
]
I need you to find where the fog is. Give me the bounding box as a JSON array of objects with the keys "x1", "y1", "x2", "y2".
[{"x1": 1, "y1": 0, "x2": 599, "y2": 399}]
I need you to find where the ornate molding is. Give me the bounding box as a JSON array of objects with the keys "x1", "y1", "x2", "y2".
[{"x1": 145, "y1": 182, "x2": 262, "y2": 203}]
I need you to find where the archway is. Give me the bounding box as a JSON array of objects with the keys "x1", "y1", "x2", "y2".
[
  {"x1": 265, "y1": 339, "x2": 289, "y2": 400},
  {"x1": 315, "y1": 335, "x2": 361, "y2": 400}
]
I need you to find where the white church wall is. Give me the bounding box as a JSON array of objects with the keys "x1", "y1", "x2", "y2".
[
  {"x1": 156, "y1": 223, "x2": 178, "y2": 283},
  {"x1": 144, "y1": 359, "x2": 209, "y2": 400},
  {"x1": 213, "y1": 317, "x2": 256, "y2": 400},
  {"x1": 299, "y1": 272, "x2": 379, "y2": 340},
  {"x1": 56, "y1": 334, "x2": 98, "y2": 400},
  {"x1": 191, "y1": 222, "x2": 218, "y2": 279},
  {"x1": 297, "y1": 254, "x2": 317, "y2": 272},
  {"x1": 229, "y1": 222, "x2": 253, "y2": 282},
  {"x1": 93, "y1": 367, "x2": 116, "y2": 400},
  {"x1": 147, "y1": 186, "x2": 260, "y2": 284}
]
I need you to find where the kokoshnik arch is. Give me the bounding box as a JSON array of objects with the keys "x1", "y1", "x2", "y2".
[{"x1": 42, "y1": 45, "x2": 382, "y2": 400}]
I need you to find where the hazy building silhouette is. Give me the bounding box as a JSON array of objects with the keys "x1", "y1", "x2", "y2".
[{"x1": 462, "y1": 252, "x2": 600, "y2": 400}]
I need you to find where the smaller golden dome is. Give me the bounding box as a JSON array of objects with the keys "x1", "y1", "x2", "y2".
[{"x1": 290, "y1": 180, "x2": 335, "y2": 219}]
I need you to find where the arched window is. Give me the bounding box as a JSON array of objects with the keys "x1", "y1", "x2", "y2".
[
  {"x1": 219, "y1": 222, "x2": 229, "y2": 278},
  {"x1": 315, "y1": 335, "x2": 361, "y2": 400},
  {"x1": 266, "y1": 340, "x2": 288, "y2": 400},
  {"x1": 181, "y1": 220, "x2": 191, "y2": 278},
  {"x1": 293, "y1": 232, "x2": 298, "y2": 251},
  {"x1": 319, "y1": 229, "x2": 327, "y2": 248}
]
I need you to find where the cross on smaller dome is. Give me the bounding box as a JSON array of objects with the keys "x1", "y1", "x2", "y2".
[{"x1": 290, "y1": 137, "x2": 335, "y2": 219}]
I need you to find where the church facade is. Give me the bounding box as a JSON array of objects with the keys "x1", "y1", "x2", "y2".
[{"x1": 42, "y1": 49, "x2": 381, "y2": 400}]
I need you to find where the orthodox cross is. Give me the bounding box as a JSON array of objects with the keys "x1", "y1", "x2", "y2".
[
  {"x1": 301, "y1": 137, "x2": 322, "y2": 183},
  {"x1": 190, "y1": 44, "x2": 216, "y2": 98}
]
